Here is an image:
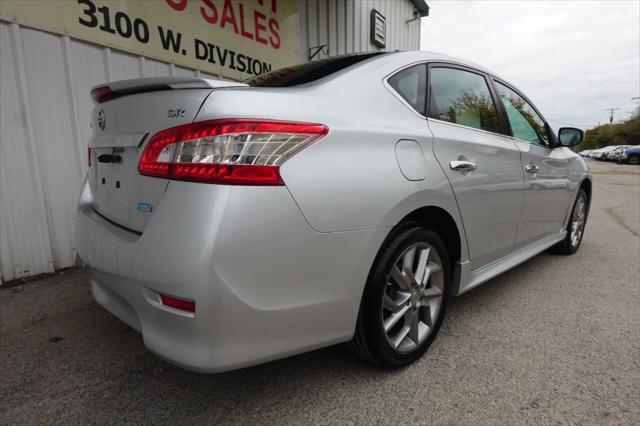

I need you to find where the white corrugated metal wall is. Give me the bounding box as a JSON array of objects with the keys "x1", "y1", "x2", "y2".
[
  {"x1": 0, "y1": 0, "x2": 422, "y2": 283},
  {"x1": 297, "y1": 0, "x2": 421, "y2": 62},
  {"x1": 0, "y1": 21, "x2": 221, "y2": 283}
]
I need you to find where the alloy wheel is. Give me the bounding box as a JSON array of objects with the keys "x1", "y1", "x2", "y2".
[
  {"x1": 381, "y1": 243, "x2": 444, "y2": 353},
  {"x1": 570, "y1": 196, "x2": 586, "y2": 247}
]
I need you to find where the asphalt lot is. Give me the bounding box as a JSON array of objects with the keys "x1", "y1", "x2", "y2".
[{"x1": 1, "y1": 159, "x2": 639, "y2": 424}]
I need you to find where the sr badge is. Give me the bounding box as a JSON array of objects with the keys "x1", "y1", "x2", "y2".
[{"x1": 168, "y1": 108, "x2": 185, "y2": 118}]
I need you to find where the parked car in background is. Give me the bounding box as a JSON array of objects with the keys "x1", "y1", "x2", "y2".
[
  {"x1": 587, "y1": 148, "x2": 602, "y2": 159},
  {"x1": 586, "y1": 149, "x2": 598, "y2": 158},
  {"x1": 76, "y1": 51, "x2": 591, "y2": 372},
  {"x1": 619, "y1": 145, "x2": 640, "y2": 165},
  {"x1": 579, "y1": 149, "x2": 593, "y2": 157},
  {"x1": 607, "y1": 145, "x2": 632, "y2": 162},
  {"x1": 591, "y1": 146, "x2": 619, "y2": 160}
]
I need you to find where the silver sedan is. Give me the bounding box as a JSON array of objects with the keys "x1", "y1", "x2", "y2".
[{"x1": 76, "y1": 51, "x2": 591, "y2": 372}]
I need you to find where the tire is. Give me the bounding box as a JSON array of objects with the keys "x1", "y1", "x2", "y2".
[
  {"x1": 628, "y1": 155, "x2": 640, "y2": 166},
  {"x1": 349, "y1": 224, "x2": 450, "y2": 369},
  {"x1": 550, "y1": 189, "x2": 588, "y2": 255}
]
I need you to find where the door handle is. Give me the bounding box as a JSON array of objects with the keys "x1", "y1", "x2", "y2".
[
  {"x1": 449, "y1": 160, "x2": 477, "y2": 171},
  {"x1": 525, "y1": 164, "x2": 540, "y2": 173}
]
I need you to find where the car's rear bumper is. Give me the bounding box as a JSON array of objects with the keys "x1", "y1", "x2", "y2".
[{"x1": 76, "y1": 177, "x2": 388, "y2": 372}]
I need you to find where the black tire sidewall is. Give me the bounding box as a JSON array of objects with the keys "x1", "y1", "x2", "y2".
[{"x1": 362, "y1": 226, "x2": 450, "y2": 368}]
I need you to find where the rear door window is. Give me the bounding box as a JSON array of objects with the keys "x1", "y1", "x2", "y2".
[
  {"x1": 428, "y1": 67, "x2": 501, "y2": 134},
  {"x1": 387, "y1": 64, "x2": 427, "y2": 115},
  {"x1": 493, "y1": 81, "x2": 549, "y2": 146}
]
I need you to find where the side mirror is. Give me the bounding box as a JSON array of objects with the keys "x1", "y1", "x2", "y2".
[{"x1": 558, "y1": 127, "x2": 584, "y2": 147}]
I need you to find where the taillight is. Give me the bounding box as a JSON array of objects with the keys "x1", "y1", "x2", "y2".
[
  {"x1": 138, "y1": 119, "x2": 328, "y2": 185},
  {"x1": 91, "y1": 85, "x2": 114, "y2": 103}
]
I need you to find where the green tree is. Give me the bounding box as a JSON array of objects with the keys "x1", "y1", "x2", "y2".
[{"x1": 583, "y1": 115, "x2": 640, "y2": 149}]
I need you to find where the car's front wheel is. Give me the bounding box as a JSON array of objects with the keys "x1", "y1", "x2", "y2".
[
  {"x1": 349, "y1": 225, "x2": 450, "y2": 368},
  {"x1": 551, "y1": 188, "x2": 588, "y2": 255},
  {"x1": 628, "y1": 155, "x2": 640, "y2": 165}
]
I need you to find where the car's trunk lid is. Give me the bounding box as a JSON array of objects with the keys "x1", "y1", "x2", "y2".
[{"x1": 87, "y1": 77, "x2": 246, "y2": 232}]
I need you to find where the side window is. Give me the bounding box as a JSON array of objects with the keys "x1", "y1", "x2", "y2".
[
  {"x1": 428, "y1": 67, "x2": 500, "y2": 134},
  {"x1": 494, "y1": 81, "x2": 549, "y2": 146},
  {"x1": 387, "y1": 64, "x2": 427, "y2": 115}
]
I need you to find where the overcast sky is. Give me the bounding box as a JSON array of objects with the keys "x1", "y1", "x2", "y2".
[{"x1": 420, "y1": 1, "x2": 640, "y2": 130}]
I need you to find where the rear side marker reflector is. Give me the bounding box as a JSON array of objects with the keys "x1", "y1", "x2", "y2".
[
  {"x1": 138, "y1": 119, "x2": 328, "y2": 185},
  {"x1": 160, "y1": 294, "x2": 196, "y2": 313}
]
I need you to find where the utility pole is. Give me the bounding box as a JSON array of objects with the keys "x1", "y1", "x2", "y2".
[{"x1": 606, "y1": 107, "x2": 619, "y2": 124}]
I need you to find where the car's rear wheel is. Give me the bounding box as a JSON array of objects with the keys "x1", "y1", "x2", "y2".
[
  {"x1": 628, "y1": 155, "x2": 639, "y2": 165},
  {"x1": 551, "y1": 188, "x2": 588, "y2": 255},
  {"x1": 349, "y1": 225, "x2": 450, "y2": 368}
]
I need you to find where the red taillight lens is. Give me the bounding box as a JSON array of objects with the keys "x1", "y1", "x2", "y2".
[
  {"x1": 160, "y1": 294, "x2": 196, "y2": 313},
  {"x1": 91, "y1": 85, "x2": 114, "y2": 103},
  {"x1": 138, "y1": 119, "x2": 328, "y2": 185}
]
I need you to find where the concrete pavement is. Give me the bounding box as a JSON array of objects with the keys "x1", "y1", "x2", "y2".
[{"x1": 1, "y1": 159, "x2": 638, "y2": 424}]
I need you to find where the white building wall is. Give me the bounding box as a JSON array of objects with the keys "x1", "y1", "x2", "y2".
[
  {"x1": 0, "y1": 0, "x2": 423, "y2": 283},
  {"x1": 298, "y1": 0, "x2": 421, "y2": 62},
  {"x1": 0, "y1": 21, "x2": 220, "y2": 283}
]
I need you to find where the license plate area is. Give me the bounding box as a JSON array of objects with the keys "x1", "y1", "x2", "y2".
[
  {"x1": 89, "y1": 135, "x2": 169, "y2": 232},
  {"x1": 93, "y1": 147, "x2": 142, "y2": 223}
]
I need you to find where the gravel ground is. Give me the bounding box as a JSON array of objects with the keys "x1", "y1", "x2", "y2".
[{"x1": 1, "y1": 159, "x2": 639, "y2": 425}]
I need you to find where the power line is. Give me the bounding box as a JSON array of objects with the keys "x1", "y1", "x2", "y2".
[{"x1": 423, "y1": 24, "x2": 446, "y2": 52}]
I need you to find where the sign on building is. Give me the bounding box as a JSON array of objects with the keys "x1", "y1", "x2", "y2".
[{"x1": 0, "y1": 0, "x2": 299, "y2": 80}]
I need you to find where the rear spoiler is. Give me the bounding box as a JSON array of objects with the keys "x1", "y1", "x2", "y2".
[{"x1": 90, "y1": 76, "x2": 247, "y2": 104}]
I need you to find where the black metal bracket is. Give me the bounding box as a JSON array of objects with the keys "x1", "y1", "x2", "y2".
[{"x1": 308, "y1": 45, "x2": 328, "y2": 61}]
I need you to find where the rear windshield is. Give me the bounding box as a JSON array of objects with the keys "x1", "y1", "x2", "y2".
[{"x1": 247, "y1": 52, "x2": 389, "y2": 87}]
